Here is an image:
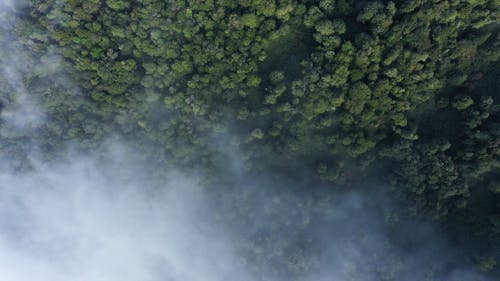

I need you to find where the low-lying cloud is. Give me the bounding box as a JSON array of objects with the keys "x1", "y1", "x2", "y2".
[
  {"x1": 0, "y1": 145, "x2": 254, "y2": 281},
  {"x1": 0, "y1": 146, "x2": 493, "y2": 281}
]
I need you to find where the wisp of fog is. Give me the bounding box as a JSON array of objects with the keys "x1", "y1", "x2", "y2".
[{"x1": 0, "y1": 146, "x2": 254, "y2": 281}]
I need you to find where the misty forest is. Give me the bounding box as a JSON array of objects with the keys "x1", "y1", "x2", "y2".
[{"x1": 0, "y1": 0, "x2": 499, "y2": 280}]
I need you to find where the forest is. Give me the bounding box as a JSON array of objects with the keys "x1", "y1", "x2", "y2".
[{"x1": 0, "y1": 0, "x2": 499, "y2": 280}]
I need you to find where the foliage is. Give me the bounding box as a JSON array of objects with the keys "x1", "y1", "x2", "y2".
[{"x1": 0, "y1": 0, "x2": 499, "y2": 277}]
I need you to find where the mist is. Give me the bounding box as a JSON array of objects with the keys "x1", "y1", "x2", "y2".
[
  {"x1": 0, "y1": 145, "x2": 254, "y2": 281},
  {"x1": 0, "y1": 1, "x2": 497, "y2": 281},
  {"x1": 0, "y1": 142, "x2": 493, "y2": 281}
]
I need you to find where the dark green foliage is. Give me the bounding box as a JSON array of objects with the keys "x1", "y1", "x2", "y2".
[{"x1": 1, "y1": 0, "x2": 499, "y2": 276}]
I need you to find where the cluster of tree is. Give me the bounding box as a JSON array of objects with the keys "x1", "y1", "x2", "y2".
[
  {"x1": 0, "y1": 0, "x2": 498, "y2": 276},
  {"x1": 380, "y1": 86, "x2": 499, "y2": 218},
  {"x1": 269, "y1": 0, "x2": 498, "y2": 177},
  {"x1": 19, "y1": 0, "x2": 304, "y2": 169}
]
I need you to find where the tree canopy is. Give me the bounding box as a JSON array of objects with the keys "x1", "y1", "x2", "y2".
[{"x1": 0, "y1": 0, "x2": 499, "y2": 277}]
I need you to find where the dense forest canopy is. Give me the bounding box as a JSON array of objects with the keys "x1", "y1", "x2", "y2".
[{"x1": 0, "y1": 0, "x2": 499, "y2": 279}]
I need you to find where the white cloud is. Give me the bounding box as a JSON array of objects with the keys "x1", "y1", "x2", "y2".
[{"x1": 0, "y1": 148, "x2": 253, "y2": 281}]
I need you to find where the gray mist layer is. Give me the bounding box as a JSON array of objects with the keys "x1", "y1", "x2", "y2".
[
  {"x1": 0, "y1": 145, "x2": 492, "y2": 281},
  {"x1": 0, "y1": 147, "x2": 253, "y2": 281},
  {"x1": 0, "y1": 0, "x2": 44, "y2": 138}
]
